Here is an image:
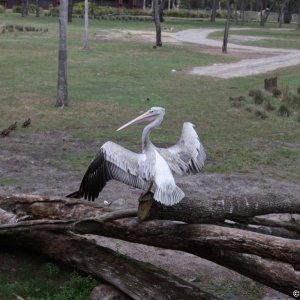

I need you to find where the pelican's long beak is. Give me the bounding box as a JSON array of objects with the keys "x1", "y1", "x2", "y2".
[{"x1": 117, "y1": 110, "x2": 156, "y2": 131}]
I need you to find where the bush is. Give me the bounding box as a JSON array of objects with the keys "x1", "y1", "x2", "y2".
[
  {"x1": 277, "y1": 105, "x2": 290, "y2": 117},
  {"x1": 254, "y1": 109, "x2": 267, "y2": 118},
  {"x1": 12, "y1": 6, "x2": 22, "y2": 13},
  {"x1": 0, "y1": 5, "x2": 5, "y2": 13},
  {"x1": 29, "y1": 4, "x2": 44, "y2": 14},
  {"x1": 272, "y1": 87, "x2": 282, "y2": 97},
  {"x1": 249, "y1": 89, "x2": 265, "y2": 105}
]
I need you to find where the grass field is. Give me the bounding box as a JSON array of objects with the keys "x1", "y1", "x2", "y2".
[
  {"x1": 0, "y1": 11, "x2": 300, "y2": 299},
  {"x1": 1, "y1": 12, "x2": 299, "y2": 182}
]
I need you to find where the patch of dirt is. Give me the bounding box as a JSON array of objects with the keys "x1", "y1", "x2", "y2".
[{"x1": 0, "y1": 130, "x2": 295, "y2": 299}]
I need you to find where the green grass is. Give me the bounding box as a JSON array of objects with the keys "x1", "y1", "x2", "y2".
[
  {"x1": 0, "y1": 247, "x2": 100, "y2": 300},
  {"x1": 1, "y1": 13, "x2": 300, "y2": 183}
]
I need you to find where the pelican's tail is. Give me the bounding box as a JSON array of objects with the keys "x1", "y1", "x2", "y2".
[{"x1": 154, "y1": 185, "x2": 185, "y2": 206}]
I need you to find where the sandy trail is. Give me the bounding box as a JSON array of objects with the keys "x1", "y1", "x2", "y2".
[{"x1": 171, "y1": 28, "x2": 300, "y2": 78}]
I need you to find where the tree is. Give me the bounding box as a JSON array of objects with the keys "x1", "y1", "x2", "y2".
[
  {"x1": 56, "y1": 0, "x2": 69, "y2": 108},
  {"x1": 26, "y1": 0, "x2": 29, "y2": 15},
  {"x1": 153, "y1": 0, "x2": 162, "y2": 46},
  {"x1": 210, "y1": 0, "x2": 218, "y2": 21},
  {"x1": 83, "y1": 0, "x2": 90, "y2": 50},
  {"x1": 21, "y1": 0, "x2": 26, "y2": 17},
  {"x1": 1, "y1": 174, "x2": 300, "y2": 298},
  {"x1": 36, "y1": 0, "x2": 39, "y2": 17},
  {"x1": 297, "y1": 5, "x2": 300, "y2": 30},
  {"x1": 222, "y1": 0, "x2": 231, "y2": 53},
  {"x1": 68, "y1": 0, "x2": 73, "y2": 22}
]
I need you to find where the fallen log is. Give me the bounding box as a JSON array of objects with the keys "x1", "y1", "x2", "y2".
[
  {"x1": 74, "y1": 218, "x2": 300, "y2": 295},
  {"x1": 1, "y1": 231, "x2": 217, "y2": 300},
  {"x1": 74, "y1": 218, "x2": 300, "y2": 270},
  {"x1": 1, "y1": 192, "x2": 300, "y2": 296}
]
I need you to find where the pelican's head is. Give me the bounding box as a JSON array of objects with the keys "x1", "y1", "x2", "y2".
[{"x1": 117, "y1": 107, "x2": 165, "y2": 131}]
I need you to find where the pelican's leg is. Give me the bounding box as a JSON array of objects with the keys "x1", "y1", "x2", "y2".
[
  {"x1": 138, "y1": 182, "x2": 154, "y2": 221},
  {"x1": 139, "y1": 181, "x2": 153, "y2": 199}
]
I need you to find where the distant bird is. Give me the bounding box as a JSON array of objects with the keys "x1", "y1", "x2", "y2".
[
  {"x1": 22, "y1": 118, "x2": 31, "y2": 128},
  {"x1": 8, "y1": 122, "x2": 17, "y2": 131},
  {"x1": 67, "y1": 107, "x2": 206, "y2": 206},
  {"x1": 1, "y1": 128, "x2": 11, "y2": 137}
]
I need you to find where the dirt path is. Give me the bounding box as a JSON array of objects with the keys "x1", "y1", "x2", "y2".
[{"x1": 171, "y1": 28, "x2": 300, "y2": 78}]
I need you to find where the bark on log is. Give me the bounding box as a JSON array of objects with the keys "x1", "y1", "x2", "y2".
[
  {"x1": 74, "y1": 218, "x2": 300, "y2": 270},
  {"x1": 1, "y1": 231, "x2": 217, "y2": 300},
  {"x1": 1, "y1": 193, "x2": 300, "y2": 296},
  {"x1": 74, "y1": 219, "x2": 300, "y2": 295},
  {"x1": 139, "y1": 192, "x2": 300, "y2": 229},
  {"x1": 1, "y1": 192, "x2": 300, "y2": 231}
]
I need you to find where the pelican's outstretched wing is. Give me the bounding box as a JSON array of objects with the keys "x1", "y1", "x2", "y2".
[
  {"x1": 67, "y1": 141, "x2": 149, "y2": 201},
  {"x1": 155, "y1": 122, "x2": 206, "y2": 175}
]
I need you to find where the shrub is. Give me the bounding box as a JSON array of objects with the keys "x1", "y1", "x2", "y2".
[
  {"x1": 277, "y1": 105, "x2": 290, "y2": 117},
  {"x1": 297, "y1": 86, "x2": 300, "y2": 94},
  {"x1": 0, "y1": 5, "x2": 5, "y2": 13},
  {"x1": 263, "y1": 100, "x2": 275, "y2": 111},
  {"x1": 254, "y1": 109, "x2": 267, "y2": 118},
  {"x1": 12, "y1": 6, "x2": 22, "y2": 13},
  {"x1": 229, "y1": 96, "x2": 246, "y2": 107},
  {"x1": 29, "y1": 4, "x2": 43, "y2": 14},
  {"x1": 272, "y1": 87, "x2": 282, "y2": 97},
  {"x1": 249, "y1": 89, "x2": 265, "y2": 105}
]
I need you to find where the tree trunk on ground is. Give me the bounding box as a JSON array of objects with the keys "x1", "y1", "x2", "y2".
[
  {"x1": 83, "y1": 0, "x2": 90, "y2": 50},
  {"x1": 0, "y1": 189, "x2": 300, "y2": 296},
  {"x1": 222, "y1": 0, "x2": 231, "y2": 53},
  {"x1": 153, "y1": 0, "x2": 162, "y2": 46},
  {"x1": 1, "y1": 232, "x2": 217, "y2": 300},
  {"x1": 36, "y1": 0, "x2": 39, "y2": 17},
  {"x1": 56, "y1": 0, "x2": 69, "y2": 108}
]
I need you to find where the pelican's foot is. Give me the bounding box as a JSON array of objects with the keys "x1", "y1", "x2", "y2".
[{"x1": 138, "y1": 190, "x2": 154, "y2": 221}]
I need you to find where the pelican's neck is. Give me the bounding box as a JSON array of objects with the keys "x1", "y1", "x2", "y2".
[{"x1": 142, "y1": 114, "x2": 163, "y2": 151}]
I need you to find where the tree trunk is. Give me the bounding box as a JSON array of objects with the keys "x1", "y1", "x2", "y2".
[
  {"x1": 1, "y1": 232, "x2": 217, "y2": 300},
  {"x1": 22, "y1": 1, "x2": 26, "y2": 17},
  {"x1": 222, "y1": 0, "x2": 231, "y2": 53},
  {"x1": 68, "y1": 0, "x2": 73, "y2": 22},
  {"x1": 56, "y1": 0, "x2": 69, "y2": 108},
  {"x1": 153, "y1": 0, "x2": 162, "y2": 46},
  {"x1": 297, "y1": 5, "x2": 300, "y2": 30},
  {"x1": 159, "y1": 0, "x2": 165, "y2": 22},
  {"x1": 83, "y1": 0, "x2": 90, "y2": 50},
  {"x1": 26, "y1": 0, "x2": 29, "y2": 15},
  {"x1": 36, "y1": 0, "x2": 39, "y2": 17},
  {"x1": 241, "y1": 0, "x2": 245, "y2": 25},
  {"x1": 210, "y1": 0, "x2": 218, "y2": 21}
]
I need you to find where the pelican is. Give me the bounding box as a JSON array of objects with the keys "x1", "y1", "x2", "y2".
[{"x1": 67, "y1": 107, "x2": 206, "y2": 206}]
